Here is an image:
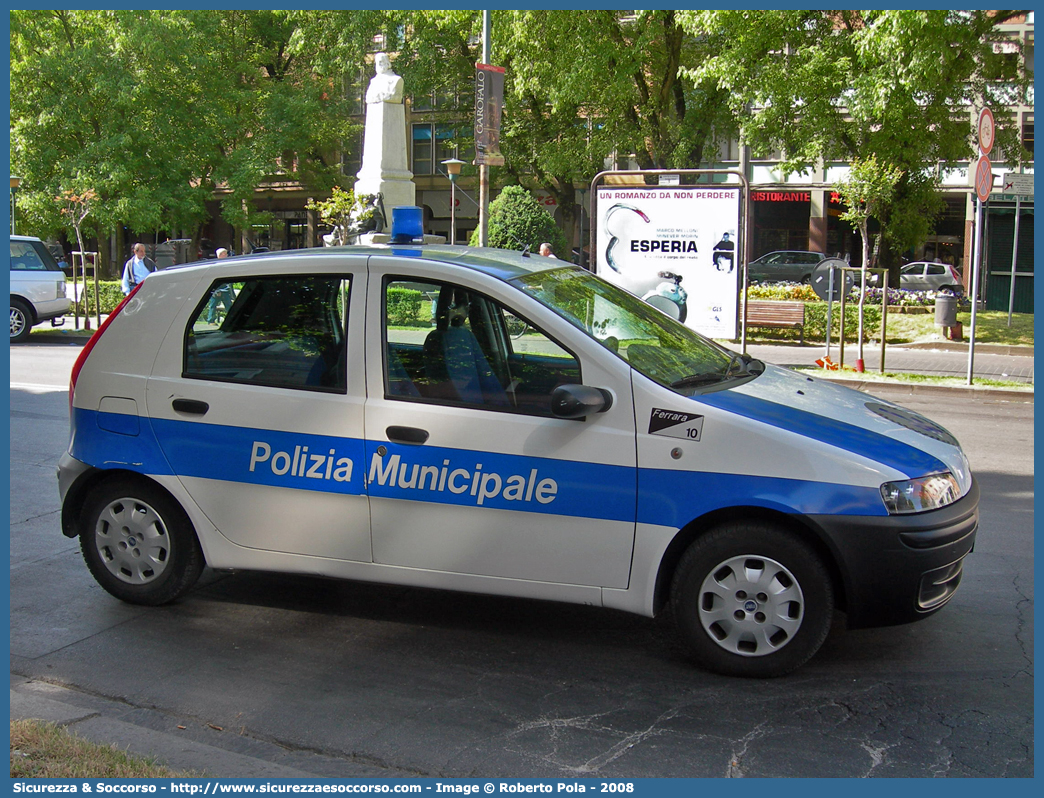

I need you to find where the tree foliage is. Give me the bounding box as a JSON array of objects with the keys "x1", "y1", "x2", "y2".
[
  {"x1": 10, "y1": 9, "x2": 355, "y2": 257},
  {"x1": 10, "y1": 9, "x2": 1032, "y2": 269},
  {"x1": 680, "y1": 9, "x2": 1032, "y2": 262}
]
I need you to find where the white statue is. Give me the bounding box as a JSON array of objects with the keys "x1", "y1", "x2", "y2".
[
  {"x1": 365, "y1": 53, "x2": 404, "y2": 105},
  {"x1": 355, "y1": 51, "x2": 415, "y2": 226}
]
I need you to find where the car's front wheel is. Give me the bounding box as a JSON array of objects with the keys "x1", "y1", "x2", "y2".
[
  {"x1": 10, "y1": 298, "x2": 33, "y2": 343},
  {"x1": 671, "y1": 522, "x2": 834, "y2": 677},
  {"x1": 79, "y1": 477, "x2": 205, "y2": 605}
]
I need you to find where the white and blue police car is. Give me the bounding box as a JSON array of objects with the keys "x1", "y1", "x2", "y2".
[{"x1": 58, "y1": 225, "x2": 977, "y2": 677}]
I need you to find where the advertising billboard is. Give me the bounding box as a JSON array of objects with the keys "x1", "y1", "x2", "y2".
[{"x1": 595, "y1": 183, "x2": 742, "y2": 338}]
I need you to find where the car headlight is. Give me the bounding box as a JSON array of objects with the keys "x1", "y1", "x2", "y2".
[{"x1": 880, "y1": 472, "x2": 961, "y2": 515}]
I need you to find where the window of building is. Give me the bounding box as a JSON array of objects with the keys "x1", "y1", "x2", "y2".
[
  {"x1": 185, "y1": 275, "x2": 350, "y2": 393},
  {"x1": 411, "y1": 124, "x2": 470, "y2": 175}
]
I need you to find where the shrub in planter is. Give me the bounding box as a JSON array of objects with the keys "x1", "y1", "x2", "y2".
[{"x1": 471, "y1": 185, "x2": 569, "y2": 256}]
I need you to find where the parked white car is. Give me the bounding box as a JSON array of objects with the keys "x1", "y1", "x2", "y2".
[
  {"x1": 899, "y1": 261, "x2": 963, "y2": 293},
  {"x1": 10, "y1": 234, "x2": 71, "y2": 342}
]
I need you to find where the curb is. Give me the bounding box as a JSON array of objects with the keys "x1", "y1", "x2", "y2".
[
  {"x1": 893, "y1": 342, "x2": 1034, "y2": 357},
  {"x1": 809, "y1": 375, "x2": 1034, "y2": 401}
]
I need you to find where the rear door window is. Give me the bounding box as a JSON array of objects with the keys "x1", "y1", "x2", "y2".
[{"x1": 184, "y1": 274, "x2": 350, "y2": 392}]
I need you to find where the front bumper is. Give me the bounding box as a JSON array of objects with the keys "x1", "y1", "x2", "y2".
[{"x1": 809, "y1": 478, "x2": 979, "y2": 629}]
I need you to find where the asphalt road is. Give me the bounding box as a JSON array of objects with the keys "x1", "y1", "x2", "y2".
[{"x1": 9, "y1": 341, "x2": 1034, "y2": 778}]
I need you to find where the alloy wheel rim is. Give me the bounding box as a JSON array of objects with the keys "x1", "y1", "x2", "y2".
[{"x1": 10, "y1": 307, "x2": 26, "y2": 338}]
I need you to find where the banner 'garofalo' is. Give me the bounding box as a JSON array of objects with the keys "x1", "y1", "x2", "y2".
[{"x1": 475, "y1": 63, "x2": 505, "y2": 166}]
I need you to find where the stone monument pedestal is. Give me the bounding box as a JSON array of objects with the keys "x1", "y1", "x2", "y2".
[{"x1": 359, "y1": 232, "x2": 446, "y2": 246}]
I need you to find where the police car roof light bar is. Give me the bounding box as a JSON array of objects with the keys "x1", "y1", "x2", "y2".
[{"x1": 390, "y1": 205, "x2": 425, "y2": 244}]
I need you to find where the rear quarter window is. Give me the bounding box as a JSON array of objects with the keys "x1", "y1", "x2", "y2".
[
  {"x1": 10, "y1": 240, "x2": 59, "y2": 271},
  {"x1": 184, "y1": 274, "x2": 350, "y2": 393}
]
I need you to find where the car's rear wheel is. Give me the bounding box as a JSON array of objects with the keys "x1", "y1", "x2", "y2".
[
  {"x1": 671, "y1": 522, "x2": 834, "y2": 677},
  {"x1": 79, "y1": 477, "x2": 204, "y2": 605},
  {"x1": 10, "y1": 298, "x2": 33, "y2": 343}
]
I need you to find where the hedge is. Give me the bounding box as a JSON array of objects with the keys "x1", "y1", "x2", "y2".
[
  {"x1": 386, "y1": 287, "x2": 423, "y2": 326},
  {"x1": 70, "y1": 280, "x2": 125, "y2": 316},
  {"x1": 803, "y1": 302, "x2": 882, "y2": 343}
]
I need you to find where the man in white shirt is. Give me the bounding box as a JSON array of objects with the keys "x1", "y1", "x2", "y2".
[{"x1": 121, "y1": 243, "x2": 157, "y2": 295}]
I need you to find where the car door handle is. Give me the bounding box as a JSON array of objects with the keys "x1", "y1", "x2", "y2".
[
  {"x1": 172, "y1": 398, "x2": 209, "y2": 415},
  {"x1": 386, "y1": 426, "x2": 429, "y2": 445}
]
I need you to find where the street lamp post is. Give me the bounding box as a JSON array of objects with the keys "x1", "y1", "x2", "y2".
[
  {"x1": 441, "y1": 158, "x2": 465, "y2": 245},
  {"x1": 10, "y1": 176, "x2": 22, "y2": 235}
]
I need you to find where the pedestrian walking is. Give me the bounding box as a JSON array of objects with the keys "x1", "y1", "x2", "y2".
[
  {"x1": 206, "y1": 247, "x2": 236, "y2": 324},
  {"x1": 121, "y1": 243, "x2": 157, "y2": 295}
]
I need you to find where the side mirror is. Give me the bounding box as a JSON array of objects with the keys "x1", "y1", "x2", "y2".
[{"x1": 551, "y1": 384, "x2": 613, "y2": 419}]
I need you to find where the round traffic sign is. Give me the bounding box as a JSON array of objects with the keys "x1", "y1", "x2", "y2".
[
  {"x1": 977, "y1": 107, "x2": 995, "y2": 155},
  {"x1": 975, "y1": 155, "x2": 993, "y2": 203},
  {"x1": 810, "y1": 258, "x2": 854, "y2": 302}
]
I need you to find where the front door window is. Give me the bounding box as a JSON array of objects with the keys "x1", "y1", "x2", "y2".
[{"x1": 383, "y1": 277, "x2": 580, "y2": 416}]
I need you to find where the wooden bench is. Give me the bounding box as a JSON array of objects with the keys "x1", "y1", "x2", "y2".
[{"x1": 744, "y1": 300, "x2": 806, "y2": 343}]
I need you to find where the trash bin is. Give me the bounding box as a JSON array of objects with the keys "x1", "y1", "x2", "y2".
[
  {"x1": 934, "y1": 293, "x2": 958, "y2": 327},
  {"x1": 153, "y1": 239, "x2": 195, "y2": 269}
]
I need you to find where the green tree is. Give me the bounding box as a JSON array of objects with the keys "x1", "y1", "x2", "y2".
[
  {"x1": 469, "y1": 185, "x2": 568, "y2": 255},
  {"x1": 10, "y1": 10, "x2": 356, "y2": 268},
  {"x1": 682, "y1": 9, "x2": 1031, "y2": 272},
  {"x1": 835, "y1": 155, "x2": 903, "y2": 368}
]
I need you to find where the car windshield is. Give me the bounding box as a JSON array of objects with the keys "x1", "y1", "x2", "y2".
[{"x1": 511, "y1": 267, "x2": 755, "y2": 393}]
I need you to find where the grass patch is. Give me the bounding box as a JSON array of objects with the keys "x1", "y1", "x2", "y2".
[
  {"x1": 10, "y1": 719, "x2": 199, "y2": 779},
  {"x1": 878, "y1": 310, "x2": 1033, "y2": 346}
]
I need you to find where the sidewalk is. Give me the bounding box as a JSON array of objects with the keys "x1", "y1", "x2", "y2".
[
  {"x1": 742, "y1": 339, "x2": 1033, "y2": 396},
  {"x1": 11, "y1": 675, "x2": 387, "y2": 779}
]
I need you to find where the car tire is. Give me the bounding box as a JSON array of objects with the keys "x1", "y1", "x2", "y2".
[
  {"x1": 800, "y1": 275, "x2": 812, "y2": 285},
  {"x1": 10, "y1": 297, "x2": 33, "y2": 343},
  {"x1": 79, "y1": 477, "x2": 205, "y2": 605},
  {"x1": 671, "y1": 522, "x2": 834, "y2": 678}
]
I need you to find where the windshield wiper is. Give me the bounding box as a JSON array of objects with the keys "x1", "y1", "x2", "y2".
[
  {"x1": 670, "y1": 353, "x2": 762, "y2": 390},
  {"x1": 669, "y1": 372, "x2": 729, "y2": 389}
]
